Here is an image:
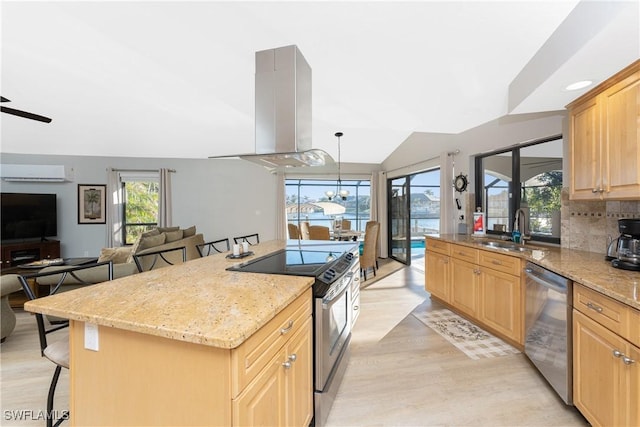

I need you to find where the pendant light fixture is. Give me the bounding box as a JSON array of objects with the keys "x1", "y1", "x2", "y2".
[{"x1": 326, "y1": 132, "x2": 349, "y2": 201}]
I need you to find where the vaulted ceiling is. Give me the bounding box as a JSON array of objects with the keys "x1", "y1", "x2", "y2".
[{"x1": 1, "y1": 1, "x2": 638, "y2": 164}]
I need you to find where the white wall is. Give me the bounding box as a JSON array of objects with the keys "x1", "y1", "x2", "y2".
[{"x1": 0, "y1": 153, "x2": 280, "y2": 257}]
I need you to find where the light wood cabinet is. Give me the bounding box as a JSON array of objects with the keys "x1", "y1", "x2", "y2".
[
  {"x1": 425, "y1": 250, "x2": 450, "y2": 302},
  {"x1": 233, "y1": 316, "x2": 313, "y2": 427},
  {"x1": 573, "y1": 311, "x2": 639, "y2": 427},
  {"x1": 424, "y1": 238, "x2": 523, "y2": 346},
  {"x1": 573, "y1": 283, "x2": 640, "y2": 427},
  {"x1": 70, "y1": 289, "x2": 314, "y2": 426},
  {"x1": 568, "y1": 60, "x2": 640, "y2": 200},
  {"x1": 478, "y1": 266, "x2": 522, "y2": 343},
  {"x1": 450, "y1": 255, "x2": 479, "y2": 318}
]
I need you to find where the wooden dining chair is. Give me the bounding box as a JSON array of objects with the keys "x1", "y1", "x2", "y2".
[
  {"x1": 287, "y1": 223, "x2": 301, "y2": 240},
  {"x1": 18, "y1": 261, "x2": 114, "y2": 427},
  {"x1": 233, "y1": 233, "x2": 260, "y2": 245},
  {"x1": 361, "y1": 221, "x2": 380, "y2": 280},
  {"x1": 309, "y1": 225, "x2": 331, "y2": 240},
  {"x1": 197, "y1": 238, "x2": 230, "y2": 256}
]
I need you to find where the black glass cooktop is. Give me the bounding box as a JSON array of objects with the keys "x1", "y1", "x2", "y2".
[{"x1": 227, "y1": 249, "x2": 343, "y2": 277}]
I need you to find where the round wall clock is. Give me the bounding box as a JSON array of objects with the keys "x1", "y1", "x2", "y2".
[{"x1": 454, "y1": 173, "x2": 468, "y2": 193}]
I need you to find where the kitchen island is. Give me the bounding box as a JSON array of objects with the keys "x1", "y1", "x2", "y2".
[{"x1": 24, "y1": 240, "x2": 326, "y2": 426}]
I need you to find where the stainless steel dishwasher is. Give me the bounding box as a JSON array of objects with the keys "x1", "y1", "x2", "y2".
[{"x1": 524, "y1": 262, "x2": 573, "y2": 405}]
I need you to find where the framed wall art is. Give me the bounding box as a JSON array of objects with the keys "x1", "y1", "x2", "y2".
[{"x1": 78, "y1": 184, "x2": 106, "y2": 224}]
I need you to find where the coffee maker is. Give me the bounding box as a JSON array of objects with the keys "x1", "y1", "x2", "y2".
[{"x1": 611, "y1": 219, "x2": 640, "y2": 271}]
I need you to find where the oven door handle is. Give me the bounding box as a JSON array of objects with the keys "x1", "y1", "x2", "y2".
[{"x1": 322, "y1": 278, "x2": 350, "y2": 309}]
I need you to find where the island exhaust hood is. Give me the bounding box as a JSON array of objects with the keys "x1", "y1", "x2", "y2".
[{"x1": 212, "y1": 45, "x2": 333, "y2": 169}]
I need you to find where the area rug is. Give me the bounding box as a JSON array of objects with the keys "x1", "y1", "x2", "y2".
[{"x1": 412, "y1": 309, "x2": 520, "y2": 360}]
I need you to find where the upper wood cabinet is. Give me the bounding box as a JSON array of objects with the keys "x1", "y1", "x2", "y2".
[{"x1": 568, "y1": 60, "x2": 640, "y2": 200}]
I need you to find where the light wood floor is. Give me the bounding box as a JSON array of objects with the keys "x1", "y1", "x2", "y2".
[
  {"x1": 326, "y1": 263, "x2": 589, "y2": 427},
  {"x1": 1, "y1": 262, "x2": 588, "y2": 427}
]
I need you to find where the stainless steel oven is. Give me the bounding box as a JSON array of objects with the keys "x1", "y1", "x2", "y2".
[
  {"x1": 314, "y1": 269, "x2": 353, "y2": 427},
  {"x1": 226, "y1": 243, "x2": 358, "y2": 427}
]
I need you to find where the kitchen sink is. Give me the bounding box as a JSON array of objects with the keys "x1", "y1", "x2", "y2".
[{"x1": 479, "y1": 240, "x2": 531, "y2": 252}]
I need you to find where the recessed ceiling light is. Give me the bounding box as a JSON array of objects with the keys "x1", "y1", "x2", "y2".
[{"x1": 565, "y1": 80, "x2": 593, "y2": 91}]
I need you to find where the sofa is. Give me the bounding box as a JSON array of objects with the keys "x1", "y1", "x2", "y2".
[
  {"x1": 37, "y1": 226, "x2": 205, "y2": 286},
  {"x1": 1, "y1": 274, "x2": 23, "y2": 342}
]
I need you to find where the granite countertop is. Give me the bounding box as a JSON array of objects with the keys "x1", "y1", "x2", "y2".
[
  {"x1": 427, "y1": 234, "x2": 640, "y2": 311},
  {"x1": 23, "y1": 240, "x2": 339, "y2": 349}
]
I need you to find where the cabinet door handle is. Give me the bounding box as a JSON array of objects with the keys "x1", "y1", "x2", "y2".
[
  {"x1": 586, "y1": 302, "x2": 603, "y2": 313},
  {"x1": 282, "y1": 361, "x2": 292, "y2": 369},
  {"x1": 288, "y1": 353, "x2": 297, "y2": 363},
  {"x1": 280, "y1": 320, "x2": 294, "y2": 335},
  {"x1": 592, "y1": 188, "x2": 599, "y2": 193},
  {"x1": 492, "y1": 260, "x2": 502, "y2": 265},
  {"x1": 613, "y1": 349, "x2": 624, "y2": 358},
  {"x1": 353, "y1": 305, "x2": 359, "y2": 311},
  {"x1": 622, "y1": 356, "x2": 635, "y2": 365}
]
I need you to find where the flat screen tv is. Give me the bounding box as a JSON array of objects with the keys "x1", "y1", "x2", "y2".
[{"x1": 1, "y1": 193, "x2": 58, "y2": 241}]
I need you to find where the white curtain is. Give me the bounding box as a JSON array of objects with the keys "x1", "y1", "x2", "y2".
[
  {"x1": 158, "y1": 168, "x2": 172, "y2": 227},
  {"x1": 376, "y1": 171, "x2": 388, "y2": 258},
  {"x1": 275, "y1": 172, "x2": 286, "y2": 240},
  {"x1": 106, "y1": 168, "x2": 125, "y2": 247}
]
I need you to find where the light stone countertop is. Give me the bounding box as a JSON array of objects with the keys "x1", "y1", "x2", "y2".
[
  {"x1": 427, "y1": 234, "x2": 640, "y2": 311},
  {"x1": 24, "y1": 240, "x2": 324, "y2": 349}
]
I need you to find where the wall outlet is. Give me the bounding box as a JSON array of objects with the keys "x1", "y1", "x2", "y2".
[{"x1": 84, "y1": 323, "x2": 99, "y2": 351}]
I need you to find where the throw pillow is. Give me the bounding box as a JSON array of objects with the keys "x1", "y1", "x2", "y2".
[
  {"x1": 157, "y1": 226, "x2": 179, "y2": 233},
  {"x1": 98, "y1": 248, "x2": 117, "y2": 263},
  {"x1": 182, "y1": 225, "x2": 196, "y2": 237},
  {"x1": 127, "y1": 235, "x2": 144, "y2": 262},
  {"x1": 97, "y1": 247, "x2": 132, "y2": 264},
  {"x1": 137, "y1": 233, "x2": 166, "y2": 252},
  {"x1": 165, "y1": 229, "x2": 183, "y2": 243},
  {"x1": 141, "y1": 228, "x2": 160, "y2": 238}
]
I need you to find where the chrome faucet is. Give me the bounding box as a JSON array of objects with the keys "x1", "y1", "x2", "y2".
[{"x1": 514, "y1": 208, "x2": 531, "y2": 243}]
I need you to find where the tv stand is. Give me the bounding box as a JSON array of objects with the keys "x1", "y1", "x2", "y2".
[{"x1": 1, "y1": 240, "x2": 61, "y2": 269}]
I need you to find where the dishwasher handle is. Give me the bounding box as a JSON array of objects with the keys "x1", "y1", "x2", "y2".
[{"x1": 524, "y1": 267, "x2": 569, "y2": 294}]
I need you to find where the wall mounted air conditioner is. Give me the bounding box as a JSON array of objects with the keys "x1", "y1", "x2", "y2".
[{"x1": 0, "y1": 164, "x2": 73, "y2": 182}]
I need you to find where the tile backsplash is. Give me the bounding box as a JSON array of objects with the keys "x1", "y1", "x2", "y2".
[{"x1": 561, "y1": 188, "x2": 640, "y2": 254}]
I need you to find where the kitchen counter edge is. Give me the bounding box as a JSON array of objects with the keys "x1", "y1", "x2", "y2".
[{"x1": 23, "y1": 240, "x2": 355, "y2": 349}]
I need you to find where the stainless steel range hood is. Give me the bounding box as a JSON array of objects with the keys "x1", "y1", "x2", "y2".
[{"x1": 213, "y1": 45, "x2": 333, "y2": 169}]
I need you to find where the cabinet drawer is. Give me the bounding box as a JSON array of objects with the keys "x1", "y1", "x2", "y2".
[
  {"x1": 451, "y1": 244, "x2": 479, "y2": 263},
  {"x1": 231, "y1": 288, "x2": 312, "y2": 397},
  {"x1": 573, "y1": 284, "x2": 631, "y2": 340},
  {"x1": 426, "y1": 238, "x2": 450, "y2": 256},
  {"x1": 478, "y1": 250, "x2": 521, "y2": 276}
]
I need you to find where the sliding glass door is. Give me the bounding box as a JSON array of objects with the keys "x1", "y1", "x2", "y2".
[
  {"x1": 389, "y1": 177, "x2": 409, "y2": 263},
  {"x1": 388, "y1": 169, "x2": 441, "y2": 265}
]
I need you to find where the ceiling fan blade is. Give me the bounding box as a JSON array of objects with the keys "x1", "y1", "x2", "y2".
[{"x1": 1, "y1": 106, "x2": 52, "y2": 123}]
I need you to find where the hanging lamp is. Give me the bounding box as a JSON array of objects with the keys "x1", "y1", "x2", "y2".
[{"x1": 326, "y1": 132, "x2": 349, "y2": 201}]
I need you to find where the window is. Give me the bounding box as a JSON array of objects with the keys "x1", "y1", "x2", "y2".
[
  {"x1": 285, "y1": 179, "x2": 371, "y2": 231},
  {"x1": 121, "y1": 172, "x2": 160, "y2": 244},
  {"x1": 474, "y1": 136, "x2": 562, "y2": 244}
]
